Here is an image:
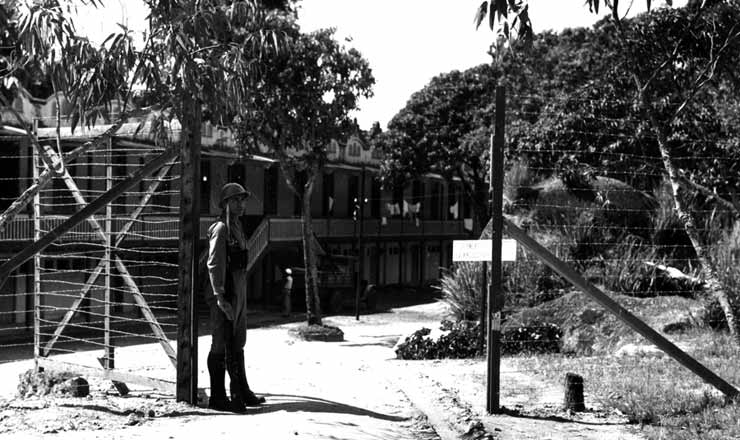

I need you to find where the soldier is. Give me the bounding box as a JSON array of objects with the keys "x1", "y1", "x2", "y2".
[
  {"x1": 206, "y1": 183, "x2": 265, "y2": 412},
  {"x1": 281, "y1": 267, "x2": 293, "y2": 317}
]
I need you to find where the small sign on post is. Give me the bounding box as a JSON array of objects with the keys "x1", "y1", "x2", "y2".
[{"x1": 452, "y1": 239, "x2": 517, "y2": 262}]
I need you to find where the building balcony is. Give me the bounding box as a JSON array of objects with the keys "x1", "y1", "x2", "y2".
[{"x1": 0, "y1": 215, "x2": 468, "y2": 245}]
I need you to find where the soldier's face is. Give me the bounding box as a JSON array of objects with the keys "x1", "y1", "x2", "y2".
[{"x1": 228, "y1": 195, "x2": 248, "y2": 215}]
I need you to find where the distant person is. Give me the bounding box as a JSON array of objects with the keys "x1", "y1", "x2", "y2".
[
  {"x1": 281, "y1": 267, "x2": 293, "y2": 317},
  {"x1": 206, "y1": 183, "x2": 265, "y2": 412},
  {"x1": 360, "y1": 279, "x2": 377, "y2": 311}
]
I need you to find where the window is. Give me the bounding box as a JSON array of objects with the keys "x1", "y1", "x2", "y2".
[
  {"x1": 411, "y1": 180, "x2": 424, "y2": 218},
  {"x1": 392, "y1": 184, "x2": 403, "y2": 218},
  {"x1": 430, "y1": 182, "x2": 441, "y2": 220},
  {"x1": 412, "y1": 180, "x2": 424, "y2": 204},
  {"x1": 322, "y1": 172, "x2": 334, "y2": 217},
  {"x1": 327, "y1": 140, "x2": 338, "y2": 154},
  {"x1": 347, "y1": 175, "x2": 359, "y2": 219},
  {"x1": 227, "y1": 162, "x2": 245, "y2": 184},
  {"x1": 0, "y1": 145, "x2": 20, "y2": 211},
  {"x1": 263, "y1": 166, "x2": 278, "y2": 215},
  {"x1": 463, "y1": 190, "x2": 472, "y2": 218},
  {"x1": 447, "y1": 183, "x2": 459, "y2": 220},
  {"x1": 370, "y1": 178, "x2": 381, "y2": 218},
  {"x1": 293, "y1": 170, "x2": 307, "y2": 216},
  {"x1": 348, "y1": 140, "x2": 361, "y2": 157}
]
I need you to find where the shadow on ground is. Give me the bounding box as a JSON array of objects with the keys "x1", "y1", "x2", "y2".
[{"x1": 46, "y1": 394, "x2": 409, "y2": 422}]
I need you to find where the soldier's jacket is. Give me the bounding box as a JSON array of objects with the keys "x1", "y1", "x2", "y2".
[{"x1": 207, "y1": 219, "x2": 248, "y2": 328}]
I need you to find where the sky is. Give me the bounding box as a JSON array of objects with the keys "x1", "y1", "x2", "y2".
[{"x1": 75, "y1": 0, "x2": 683, "y2": 130}]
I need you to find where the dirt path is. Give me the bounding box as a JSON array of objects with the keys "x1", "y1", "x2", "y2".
[{"x1": 0, "y1": 301, "x2": 643, "y2": 440}]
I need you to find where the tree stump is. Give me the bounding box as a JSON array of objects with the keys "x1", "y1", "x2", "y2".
[{"x1": 564, "y1": 373, "x2": 585, "y2": 412}]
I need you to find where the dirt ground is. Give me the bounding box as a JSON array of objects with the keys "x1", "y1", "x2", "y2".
[{"x1": 0, "y1": 299, "x2": 644, "y2": 440}]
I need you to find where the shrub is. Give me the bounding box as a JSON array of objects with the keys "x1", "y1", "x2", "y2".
[
  {"x1": 395, "y1": 320, "x2": 483, "y2": 360},
  {"x1": 435, "y1": 263, "x2": 483, "y2": 321},
  {"x1": 395, "y1": 327, "x2": 438, "y2": 360},
  {"x1": 395, "y1": 320, "x2": 563, "y2": 359},
  {"x1": 502, "y1": 323, "x2": 562, "y2": 355}
]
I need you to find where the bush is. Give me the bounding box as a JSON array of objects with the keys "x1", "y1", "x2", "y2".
[
  {"x1": 395, "y1": 320, "x2": 563, "y2": 359},
  {"x1": 502, "y1": 323, "x2": 562, "y2": 355},
  {"x1": 395, "y1": 320, "x2": 483, "y2": 360},
  {"x1": 435, "y1": 263, "x2": 483, "y2": 321}
]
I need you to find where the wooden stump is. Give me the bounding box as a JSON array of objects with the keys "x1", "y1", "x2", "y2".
[{"x1": 564, "y1": 372, "x2": 585, "y2": 412}]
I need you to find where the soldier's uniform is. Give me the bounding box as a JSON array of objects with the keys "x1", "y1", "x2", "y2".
[{"x1": 206, "y1": 183, "x2": 264, "y2": 412}]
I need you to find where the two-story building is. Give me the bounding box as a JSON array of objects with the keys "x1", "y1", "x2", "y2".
[{"x1": 0, "y1": 91, "x2": 474, "y2": 331}]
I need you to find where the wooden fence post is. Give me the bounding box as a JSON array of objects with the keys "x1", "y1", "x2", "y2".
[
  {"x1": 176, "y1": 98, "x2": 201, "y2": 404},
  {"x1": 487, "y1": 85, "x2": 505, "y2": 414}
]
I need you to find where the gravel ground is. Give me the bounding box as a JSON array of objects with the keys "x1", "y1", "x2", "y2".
[{"x1": 0, "y1": 299, "x2": 644, "y2": 440}]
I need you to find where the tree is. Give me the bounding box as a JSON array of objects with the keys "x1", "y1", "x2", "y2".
[
  {"x1": 475, "y1": 0, "x2": 740, "y2": 341},
  {"x1": 236, "y1": 28, "x2": 374, "y2": 326},
  {"x1": 376, "y1": 66, "x2": 498, "y2": 235}
]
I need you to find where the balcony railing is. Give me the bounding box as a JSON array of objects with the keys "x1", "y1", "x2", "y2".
[{"x1": 0, "y1": 215, "x2": 468, "y2": 243}]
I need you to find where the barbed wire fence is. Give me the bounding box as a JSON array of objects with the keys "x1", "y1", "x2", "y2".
[
  {"x1": 420, "y1": 89, "x2": 740, "y2": 416},
  {"x1": 0, "y1": 123, "x2": 182, "y2": 394},
  {"x1": 494, "y1": 90, "x2": 740, "y2": 415}
]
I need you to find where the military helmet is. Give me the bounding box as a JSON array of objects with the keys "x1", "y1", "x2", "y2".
[{"x1": 219, "y1": 182, "x2": 250, "y2": 207}]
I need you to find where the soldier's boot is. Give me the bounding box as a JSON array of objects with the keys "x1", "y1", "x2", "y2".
[
  {"x1": 234, "y1": 349, "x2": 265, "y2": 406},
  {"x1": 225, "y1": 349, "x2": 252, "y2": 412},
  {"x1": 207, "y1": 352, "x2": 231, "y2": 411}
]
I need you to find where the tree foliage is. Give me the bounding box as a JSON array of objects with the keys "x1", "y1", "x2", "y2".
[
  {"x1": 236, "y1": 27, "x2": 374, "y2": 324},
  {"x1": 380, "y1": 3, "x2": 740, "y2": 224}
]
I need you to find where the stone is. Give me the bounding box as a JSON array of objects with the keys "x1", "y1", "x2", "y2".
[
  {"x1": 579, "y1": 308, "x2": 603, "y2": 325},
  {"x1": 58, "y1": 377, "x2": 89, "y2": 397}
]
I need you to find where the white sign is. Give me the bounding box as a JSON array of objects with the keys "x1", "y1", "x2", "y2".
[{"x1": 452, "y1": 239, "x2": 517, "y2": 262}]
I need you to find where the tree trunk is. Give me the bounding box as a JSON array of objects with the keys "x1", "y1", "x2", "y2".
[
  {"x1": 302, "y1": 167, "x2": 322, "y2": 326},
  {"x1": 652, "y1": 122, "x2": 740, "y2": 343}
]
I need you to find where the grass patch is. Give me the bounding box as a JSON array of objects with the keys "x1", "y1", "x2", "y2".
[{"x1": 511, "y1": 330, "x2": 740, "y2": 439}]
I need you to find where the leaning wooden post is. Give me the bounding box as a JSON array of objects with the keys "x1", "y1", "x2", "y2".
[
  {"x1": 176, "y1": 98, "x2": 201, "y2": 404},
  {"x1": 486, "y1": 86, "x2": 505, "y2": 414}
]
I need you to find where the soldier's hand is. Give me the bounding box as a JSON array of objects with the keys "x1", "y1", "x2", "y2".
[{"x1": 216, "y1": 296, "x2": 235, "y2": 321}]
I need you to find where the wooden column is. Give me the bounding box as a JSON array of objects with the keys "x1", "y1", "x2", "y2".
[
  {"x1": 104, "y1": 138, "x2": 113, "y2": 369},
  {"x1": 487, "y1": 86, "x2": 505, "y2": 414},
  {"x1": 176, "y1": 98, "x2": 201, "y2": 404},
  {"x1": 32, "y1": 125, "x2": 41, "y2": 371}
]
